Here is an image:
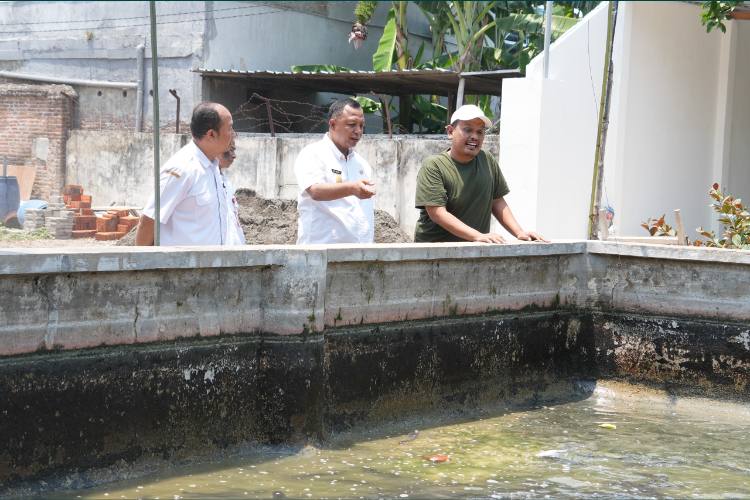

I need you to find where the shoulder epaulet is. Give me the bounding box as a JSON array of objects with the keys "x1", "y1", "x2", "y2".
[{"x1": 162, "y1": 165, "x2": 185, "y2": 178}]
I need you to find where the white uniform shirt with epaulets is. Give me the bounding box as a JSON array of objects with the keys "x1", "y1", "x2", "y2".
[
  {"x1": 294, "y1": 133, "x2": 374, "y2": 244},
  {"x1": 142, "y1": 140, "x2": 227, "y2": 246}
]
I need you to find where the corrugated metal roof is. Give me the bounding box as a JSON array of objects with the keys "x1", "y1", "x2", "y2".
[{"x1": 193, "y1": 67, "x2": 522, "y2": 96}]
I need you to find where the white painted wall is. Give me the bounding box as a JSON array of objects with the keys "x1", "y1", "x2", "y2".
[
  {"x1": 726, "y1": 23, "x2": 750, "y2": 202},
  {"x1": 609, "y1": 1, "x2": 724, "y2": 239},
  {"x1": 500, "y1": 2, "x2": 609, "y2": 239},
  {"x1": 500, "y1": 1, "x2": 746, "y2": 241}
]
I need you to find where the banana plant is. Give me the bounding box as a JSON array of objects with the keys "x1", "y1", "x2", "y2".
[
  {"x1": 490, "y1": 11, "x2": 580, "y2": 72},
  {"x1": 444, "y1": 1, "x2": 497, "y2": 72}
]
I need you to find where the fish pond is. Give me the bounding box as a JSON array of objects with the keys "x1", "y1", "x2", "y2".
[{"x1": 63, "y1": 381, "x2": 750, "y2": 499}]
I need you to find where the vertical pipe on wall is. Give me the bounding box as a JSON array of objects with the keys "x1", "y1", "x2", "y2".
[
  {"x1": 543, "y1": 1, "x2": 553, "y2": 79},
  {"x1": 149, "y1": 1, "x2": 160, "y2": 245},
  {"x1": 135, "y1": 44, "x2": 145, "y2": 132}
]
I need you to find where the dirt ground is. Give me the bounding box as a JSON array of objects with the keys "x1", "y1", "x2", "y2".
[
  {"x1": 0, "y1": 237, "x2": 118, "y2": 248},
  {"x1": 233, "y1": 189, "x2": 411, "y2": 244}
]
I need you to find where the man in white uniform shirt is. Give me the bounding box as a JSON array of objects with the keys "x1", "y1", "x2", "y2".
[
  {"x1": 136, "y1": 102, "x2": 234, "y2": 246},
  {"x1": 294, "y1": 98, "x2": 375, "y2": 244}
]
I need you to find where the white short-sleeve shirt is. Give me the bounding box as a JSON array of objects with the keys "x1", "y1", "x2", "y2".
[
  {"x1": 221, "y1": 172, "x2": 246, "y2": 245},
  {"x1": 142, "y1": 141, "x2": 227, "y2": 246},
  {"x1": 294, "y1": 134, "x2": 374, "y2": 244}
]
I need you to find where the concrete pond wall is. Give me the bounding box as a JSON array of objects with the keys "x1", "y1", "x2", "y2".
[
  {"x1": 65, "y1": 131, "x2": 501, "y2": 237},
  {"x1": 1, "y1": 241, "x2": 750, "y2": 488}
]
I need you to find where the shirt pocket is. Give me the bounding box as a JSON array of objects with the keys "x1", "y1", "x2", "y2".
[{"x1": 188, "y1": 180, "x2": 214, "y2": 207}]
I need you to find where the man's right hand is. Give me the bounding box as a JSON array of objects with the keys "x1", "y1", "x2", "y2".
[
  {"x1": 471, "y1": 232, "x2": 506, "y2": 244},
  {"x1": 350, "y1": 179, "x2": 376, "y2": 199}
]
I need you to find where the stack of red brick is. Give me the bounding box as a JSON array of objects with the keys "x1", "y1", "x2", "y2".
[
  {"x1": 63, "y1": 185, "x2": 96, "y2": 239},
  {"x1": 95, "y1": 209, "x2": 139, "y2": 241},
  {"x1": 63, "y1": 184, "x2": 139, "y2": 240}
]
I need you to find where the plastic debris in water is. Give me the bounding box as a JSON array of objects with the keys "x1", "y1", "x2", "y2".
[
  {"x1": 598, "y1": 423, "x2": 617, "y2": 430},
  {"x1": 536, "y1": 449, "x2": 566, "y2": 458},
  {"x1": 424, "y1": 454, "x2": 450, "y2": 463}
]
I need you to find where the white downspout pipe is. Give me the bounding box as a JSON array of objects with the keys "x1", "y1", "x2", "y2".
[{"x1": 0, "y1": 70, "x2": 137, "y2": 89}]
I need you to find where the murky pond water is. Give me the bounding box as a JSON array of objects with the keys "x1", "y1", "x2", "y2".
[{"x1": 65, "y1": 382, "x2": 750, "y2": 499}]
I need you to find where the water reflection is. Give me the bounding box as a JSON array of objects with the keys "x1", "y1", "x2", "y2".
[{"x1": 64, "y1": 381, "x2": 750, "y2": 499}]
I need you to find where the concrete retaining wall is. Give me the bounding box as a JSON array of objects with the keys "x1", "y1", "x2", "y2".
[
  {"x1": 3, "y1": 241, "x2": 750, "y2": 357},
  {"x1": 65, "y1": 132, "x2": 501, "y2": 235},
  {"x1": 3, "y1": 241, "x2": 750, "y2": 488}
]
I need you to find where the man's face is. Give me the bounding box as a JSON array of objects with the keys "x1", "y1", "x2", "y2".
[
  {"x1": 220, "y1": 138, "x2": 236, "y2": 169},
  {"x1": 215, "y1": 106, "x2": 234, "y2": 153},
  {"x1": 447, "y1": 118, "x2": 486, "y2": 163},
  {"x1": 329, "y1": 105, "x2": 365, "y2": 153}
]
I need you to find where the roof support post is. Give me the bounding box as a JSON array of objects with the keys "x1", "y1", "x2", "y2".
[
  {"x1": 543, "y1": 1, "x2": 553, "y2": 79},
  {"x1": 456, "y1": 77, "x2": 466, "y2": 109}
]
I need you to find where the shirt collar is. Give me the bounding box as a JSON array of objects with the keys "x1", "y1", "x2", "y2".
[
  {"x1": 191, "y1": 140, "x2": 219, "y2": 170},
  {"x1": 324, "y1": 133, "x2": 351, "y2": 161}
]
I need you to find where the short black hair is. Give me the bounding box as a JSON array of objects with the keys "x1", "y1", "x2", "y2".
[
  {"x1": 328, "y1": 98, "x2": 362, "y2": 120},
  {"x1": 190, "y1": 102, "x2": 222, "y2": 139}
]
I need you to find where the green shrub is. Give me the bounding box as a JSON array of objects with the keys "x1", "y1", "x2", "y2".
[{"x1": 694, "y1": 183, "x2": 750, "y2": 249}]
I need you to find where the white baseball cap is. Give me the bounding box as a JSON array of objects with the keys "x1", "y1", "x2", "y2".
[{"x1": 450, "y1": 104, "x2": 492, "y2": 128}]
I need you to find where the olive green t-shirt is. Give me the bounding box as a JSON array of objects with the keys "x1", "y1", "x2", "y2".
[{"x1": 414, "y1": 150, "x2": 510, "y2": 242}]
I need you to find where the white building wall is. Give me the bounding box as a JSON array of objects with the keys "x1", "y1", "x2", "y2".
[
  {"x1": 501, "y1": 1, "x2": 744, "y2": 240},
  {"x1": 610, "y1": 1, "x2": 724, "y2": 239},
  {"x1": 500, "y1": 2, "x2": 609, "y2": 239},
  {"x1": 726, "y1": 23, "x2": 750, "y2": 201}
]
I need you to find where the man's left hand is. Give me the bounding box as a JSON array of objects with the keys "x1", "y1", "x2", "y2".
[{"x1": 516, "y1": 230, "x2": 548, "y2": 242}]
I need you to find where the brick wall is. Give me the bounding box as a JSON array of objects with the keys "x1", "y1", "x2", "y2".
[{"x1": 0, "y1": 83, "x2": 77, "y2": 200}]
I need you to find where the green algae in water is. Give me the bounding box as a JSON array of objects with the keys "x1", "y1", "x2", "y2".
[{"x1": 67, "y1": 382, "x2": 750, "y2": 498}]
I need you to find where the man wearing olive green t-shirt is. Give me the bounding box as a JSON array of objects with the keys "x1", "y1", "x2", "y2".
[{"x1": 414, "y1": 105, "x2": 547, "y2": 244}]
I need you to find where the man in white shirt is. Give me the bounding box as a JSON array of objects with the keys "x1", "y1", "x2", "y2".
[
  {"x1": 135, "y1": 102, "x2": 234, "y2": 246},
  {"x1": 294, "y1": 98, "x2": 375, "y2": 244}
]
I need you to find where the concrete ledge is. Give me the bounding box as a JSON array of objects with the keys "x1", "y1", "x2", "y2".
[
  {"x1": 586, "y1": 240, "x2": 750, "y2": 265},
  {"x1": 2, "y1": 241, "x2": 750, "y2": 357},
  {"x1": 0, "y1": 245, "x2": 316, "y2": 275},
  {"x1": 324, "y1": 241, "x2": 586, "y2": 263}
]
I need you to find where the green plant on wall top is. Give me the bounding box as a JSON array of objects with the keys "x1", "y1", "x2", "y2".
[
  {"x1": 694, "y1": 183, "x2": 750, "y2": 249},
  {"x1": 700, "y1": 0, "x2": 741, "y2": 33},
  {"x1": 641, "y1": 215, "x2": 676, "y2": 237}
]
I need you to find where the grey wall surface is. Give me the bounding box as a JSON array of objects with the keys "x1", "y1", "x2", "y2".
[
  {"x1": 0, "y1": 1, "x2": 205, "y2": 129},
  {"x1": 66, "y1": 131, "x2": 501, "y2": 234},
  {"x1": 0, "y1": 1, "x2": 432, "y2": 129},
  {"x1": 66, "y1": 131, "x2": 188, "y2": 206},
  {"x1": 3, "y1": 241, "x2": 750, "y2": 358}
]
